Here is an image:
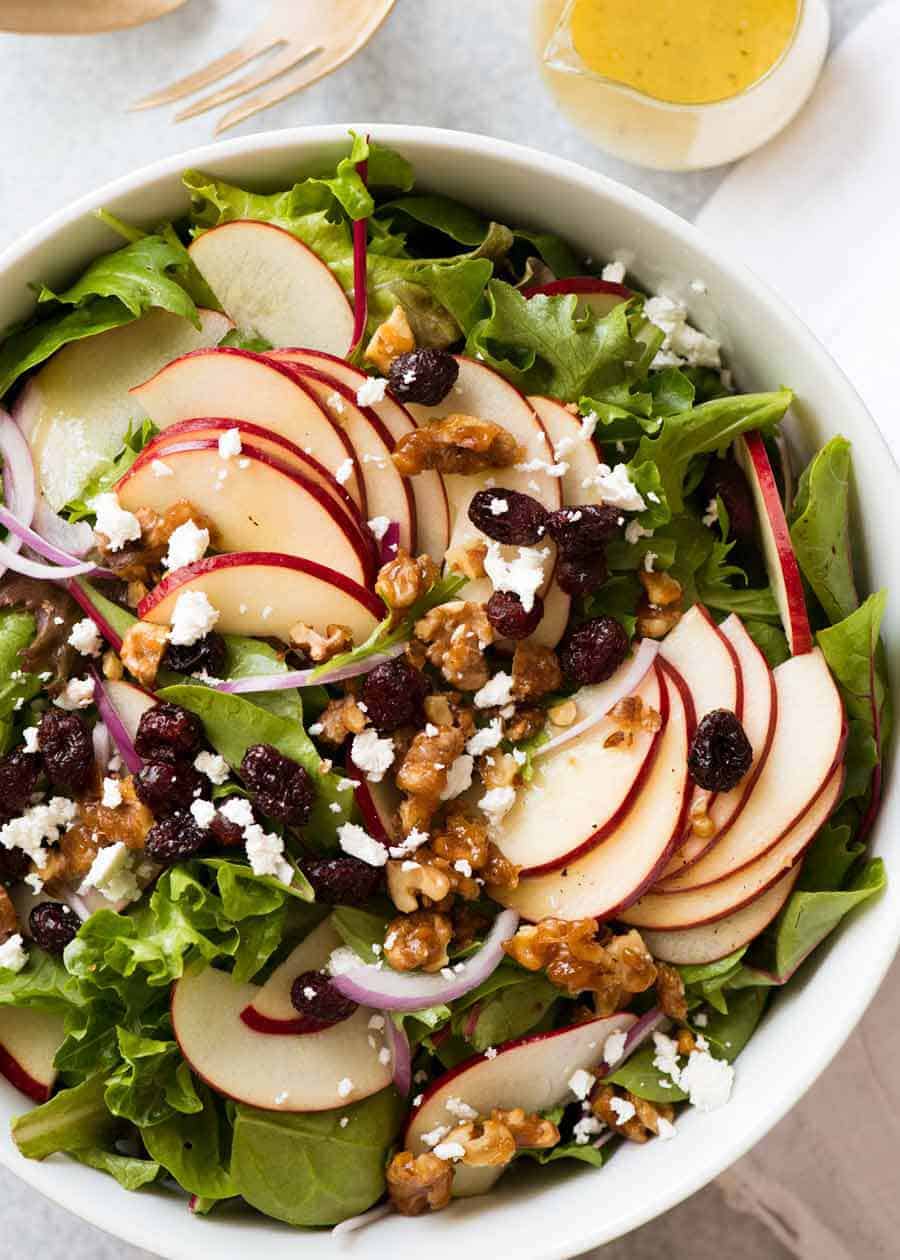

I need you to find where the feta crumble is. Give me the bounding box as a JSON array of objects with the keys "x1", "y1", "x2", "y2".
[
  {"x1": 244, "y1": 823, "x2": 293, "y2": 885},
  {"x1": 0, "y1": 796, "x2": 77, "y2": 865},
  {"x1": 568, "y1": 1068, "x2": 595, "y2": 1101},
  {"x1": 440, "y1": 753, "x2": 474, "y2": 801},
  {"x1": 702, "y1": 498, "x2": 719, "y2": 528},
  {"x1": 625, "y1": 519, "x2": 654, "y2": 546},
  {"x1": 610, "y1": 1097, "x2": 636, "y2": 1124},
  {"x1": 582, "y1": 463, "x2": 646, "y2": 512},
  {"x1": 350, "y1": 730, "x2": 395, "y2": 783},
  {"x1": 81, "y1": 842, "x2": 142, "y2": 904},
  {"x1": 645, "y1": 295, "x2": 721, "y2": 370},
  {"x1": 656, "y1": 1116, "x2": 677, "y2": 1140},
  {"x1": 170, "y1": 591, "x2": 220, "y2": 647},
  {"x1": 164, "y1": 520, "x2": 210, "y2": 572},
  {"x1": 484, "y1": 541, "x2": 549, "y2": 614},
  {"x1": 338, "y1": 822, "x2": 388, "y2": 868},
  {"x1": 337, "y1": 1078, "x2": 354, "y2": 1099},
  {"x1": 678, "y1": 1044, "x2": 734, "y2": 1111},
  {"x1": 334, "y1": 458, "x2": 354, "y2": 486},
  {"x1": 92, "y1": 493, "x2": 141, "y2": 552},
  {"x1": 101, "y1": 777, "x2": 123, "y2": 809},
  {"x1": 488, "y1": 498, "x2": 509, "y2": 516},
  {"x1": 388, "y1": 827, "x2": 430, "y2": 859},
  {"x1": 67, "y1": 618, "x2": 102, "y2": 658},
  {"x1": 479, "y1": 786, "x2": 516, "y2": 827},
  {"x1": 194, "y1": 751, "x2": 230, "y2": 785},
  {"x1": 643, "y1": 550, "x2": 657, "y2": 573},
  {"x1": 22, "y1": 727, "x2": 39, "y2": 755},
  {"x1": 466, "y1": 718, "x2": 503, "y2": 757},
  {"x1": 601, "y1": 260, "x2": 627, "y2": 284},
  {"x1": 356, "y1": 377, "x2": 388, "y2": 407},
  {"x1": 54, "y1": 676, "x2": 94, "y2": 711},
  {"x1": 421, "y1": 1124, "x2": 450, "y2": 1148},
  {"x1": 603, "y1": 1030, "x2": 628, "y2": 1067},
  {"x1": 473, "y1": 671, "x2": 514, "y2": 709},
  {"x1": 0, "y1": 934, "x2": 27, "y2": 973},
  {"x1": 445, "y1": 1096, "x2": 478, "y2": 1122},
  {"x1": 218, "y1": 428, "x2": 243, "y2": 460},
  {"x1": 367, "y1": 515, "x2": 391, "y2": 542},
  {"x1": 190, "y1": 799, "x2": 216, "y2": 829},
  {"x1": 573, "y1": 1115, "x2": 605, "y2": 1145},
  {"x1": 219, "y1": 797, "x2": 255, "y2": 829},
  {"x1": 432, "y1": 1141, "x2": 466, "y2": 1162}
]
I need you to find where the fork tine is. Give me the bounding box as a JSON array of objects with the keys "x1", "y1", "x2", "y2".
[
  {"x1": 131, "y1": 33, "x2": 281, "y2": 111},
  {"x1": 214, "y1": 46, "x2": 348, "y2": 134},
  {"x1": 174, "y1": 43, "x2": 319, "y2": 122}
]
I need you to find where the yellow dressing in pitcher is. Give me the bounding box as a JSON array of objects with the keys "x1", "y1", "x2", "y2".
[{"x1": 569, "y1": 0, "x2": 800, "y2": 105}]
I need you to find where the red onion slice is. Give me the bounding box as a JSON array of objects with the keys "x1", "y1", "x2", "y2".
[
  {"x1": 90, "y1": 668, "x2": 142, "y2": 774},
  {"x1": 0, "y1": 407, "x2": 36, "y2": 579},
  {"x1": 33, "y1": 497, "x2": 93, "y2": 559},
  {"x1": 66, "y1": 580, "x2": 124, "y2": 654},
  {"x1": 386, "y1": 1017, "x2": 412, "y2": 1095},
  {"x1": 537, "y1": 639, "x2": 659, "y2": 759},
  {"x1": 331, "y1": 909, "x2": 520, "y2": 1012},
  {"x1": 348, "y1": 153, "x2": 369, "y2": 359},
  {"x1": 212, "y1": 642, "x2": 407, "y2": 695},
  {"x1": 0, "y1": 504, "x2": 111, "y2": 579},
  {"x1": 596, "y1": 1006, "x2": 668, "y2": 1082}
]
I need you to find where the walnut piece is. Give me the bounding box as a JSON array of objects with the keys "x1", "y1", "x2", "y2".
[
  {"x1": 0, "y1": 886, "x2": 17, "y2": 941},
  {"x1": 387, "y1": 859, "x2": 452, "y2": 914},
  {"x1": 45, "y1": 778, "x2": 154, "y2": 888},
  {"x1": 491, "y1": 1107, "x2": 559, "y2": 1150},
  {"x1": 120, "y1": 621, "x2": 170, "y2": 689},
  {"x1": 511, "y1": 641, "x2": 562, "y2": 701},
  {"x1": 548, "y1": 699, "x2": 577, "y2": 728},
  {"x1": 364, "y1": 304, "x2": 416, "y2": 375},
  {"x1": 387, "y1": 1150, "x2": 453, "y2": 1216},
  {"x1": 604, "y1": 694, "x2": 664, "y2": 748},
  {"x1": 478, "y1": 750, "x2": 519, "y2": 790},
  {"x1": 432, "y1": 810, "x2": 490, "y2": 871},
  {"x1": 591, "y1": 1083, "x2": 675, "y2": 1143},
  {"x1": 396, "y1": 722, "x2": 467, "y2": 813},
  {"x1": 384, "y1": 909, "x2": 452, "y2": 972},
  {"x1": 636, "y1": 602, "x2": 682, "y2": 639},
  {"x1": 101, "y1": 650, "x2": 124, "y2": 681},
  {"x1": 393, "y1": 414, "x2": 522, "y2": 477},
  {"x1": 445, "y1": 1119, "x2": 516, "y2": 1167},
  {"x1": 416, "y1": 600, "x2": 494, "y2": 691},
  {"x1": 318, "y1": 695, "x2": 368, "y2": 746},
  {"x1": 445, "y1": 540, "x2": 487, "y2": 580},
  {"x1": 656, "y1": 961, "x2": 689, "y2": 1024},
  {"x1": 99, "y1": 500, "x2": 209, "y2": 586},
  {"x1": 289, "y1": 622, "x2": 352, "y2": 663},
  {"x1": 639, "y1": 569, "x2": 683, "y2": 608},
  {"x1": 503, "y1": 705, "x2": 547, "y2": 744},
  {"x1": 504, "y1": 920, "x2": 657, "y2": 1011},
  {"x1": 376, "y1": 548, "x2": 439, "y2": 615},
  {"x1": 637, "y1": 568, "x2": 684, "y2": 640}
]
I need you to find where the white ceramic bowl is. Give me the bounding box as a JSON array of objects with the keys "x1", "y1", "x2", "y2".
[{"x1": 0, "y1": 125, "x2": 896, "y2": 1260}]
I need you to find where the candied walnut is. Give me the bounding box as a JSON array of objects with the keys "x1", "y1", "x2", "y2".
[
  {"x1": 636, "y1": 601, "x2": 682, "y2": 640},
  {"x1": 503, "y1": 705, "x2": 546, "y2": 744},
  {"x1": 688, "y1": 797, "x2": 717, "y2": 841},
  {"x1": 656, "y1": 962, "x2": 689, "y2": 1024},
  {"x1": 126, "y1": 580, "x2": 149, "y2": 609},
  {"x1": 48, "y1": 779, "x2": 153, "y2": 888},
  {"x1": 481, "y1": 843, "x2": 519, "y2": 890},
  {"x1": 416, "y1": 600, "x2": 494, "y2": 690},
  {"x1": 639, "y1": 569, "x2": 682, "y2": 609},
  {"x1": 364, "y1": 305, "x2": 415, "y2": 375},
  {"x1": 102, "y1": 650, "x2": 124, "y2": 681},
  {"x1": 101, "y1": 500, "x2": 209, "y2": 586},
  {"x1": 399, "y1": 795, "x2": 436, "y2": 837},
  {"x1": 423, "y1": 693, "x2": 454, "y2": 727},
  {"x1": 511, "y1": 641, "x2": 562, "y2": 701},
  {"x1": 478, "y1": 750, "x2": 519, "y2": 790},
  {"x1": 376, "y1": 548, "x2": 439, "y2": 616},
  {"x1": 384, "y1": 909, "x2": 452, "y2": 973},
  {"x1": 387, "y1": 1151, "x2": 453, "y2": 1216},
  {"x1": 432, "y1": 811, "x2": 490, "y2": 871},
  {"x1": 387, "y1": 858, "x2": 452, "y2": 914},
  {"x1": 120, "y1": 621, "x2": 170, "y2": 689},
  {"x1": 446, "y1": 1120, "x2": 516, "y2": 1167},
  {"x1": 445, "y1": 540, "x2": 487, "y2": 580},
  {"x1": 591, "y1": 1084, "x2": 675, "y2": 1143},
  {"x1": 393, "y1": 414, "x2": 522, "y2": 478},
  {"x1": 395, "y1": 720, "x2": 468, "y2": 831},
  {"x1": 318, "y1": 695, "x2": 368, "y2": 746},
  {"x1": 676, "y1": 1028, "x2": 697, "y2": 1056},
  {"x1": 504, "y1": 920, "x2": 657, "y2": 1009},
  {"x1": 0, "y1": 885, "x2": 17, "y2": 941},
  {"x1": 289, "y1": 621, "x2": 352, "y2": 664},
  {"x1": 0, "y1": 574, "x2": 81, "y2": 692},
  {"x1": 604, "y1": 694, "x2": 664, "y2": 748},
  {"x1": 491, "y1": 1107, "x2": 559, "y2": 1150},
  {"x1": 452, "y1": 902, "x2": 492, "y2": 951}
]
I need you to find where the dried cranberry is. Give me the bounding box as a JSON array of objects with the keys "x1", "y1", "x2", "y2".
[
  {"x1": 29, "y1": 902, "x2": 80, "y2": 955},
  {"x1": 38, "y1": 710, "x2": 94, "y2": 791},
  {"x1": 546, "y1": 505, "x2": 623, "y2": 556},
  {"x1": 688, "y1": 709, "x2": 753, "y2": 792},
  {"x1": 207, "y1": 809, "x2": 249, "y2": 848},
  {"x1": 468, "y1": 489, "x2": 548, "y2": 545},
  {"x1": 134, "y1": 703, "x2": 203, "y2": 762},
  {"x1": 290, "y1": 969, "x2": 358, "y2": 1025},
  {"x1": 388, "y1": 349, "x2": 459, "y2": 407},
  {"x1": 486, "y1": 590, "x2": 544, "y2": 639},
  {"x1": 555, "y1": 551, "x2": 608, "y2": 598},
  {"x1": 361, "y1": 657, "x2": 428, "y2": 733},
  {"x1": 241, "y1": 744, "x2": 316, "y2": 826},
  {"x1": 301, "y1": 855, "x2": 384, "y2": 906},
  {"x1": 700, "y1": 458, "x2": 757, "y2": 546},
  {"x1": 0, "y1": 750, "x2": 42, "y2": 823},
  {"x1": 0, "y1": 848, "x2": 31, "y2": 885},
  {"x1": 135, "y1": 760, "x2": 204, "y2": 816},
  {"x1": 145, "y1": 813, "x2": 207, "y2": 865},
  {"x1": 163, "y1": 632, "x2": 227, "y2": 680},
  {"x1": 560, "y1": 616, "x2": 629, "y2": 685}
]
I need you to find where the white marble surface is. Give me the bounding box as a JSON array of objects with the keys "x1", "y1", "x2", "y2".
[{"x1": 0, "y1": 2, "x2": 889, "y2": 1257}]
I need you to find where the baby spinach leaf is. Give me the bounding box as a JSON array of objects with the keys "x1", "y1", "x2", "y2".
[
  {"x1": 773, "y1": 858, "x2": 886, "y2": 980},
  {"x1": 790, "y1": 436, "x2": 858, "y2": 623},
  {"x1": 458, "y1": 975, "x2": 559, "y2": 1051},
  {"x1": 700, "y1": 987, "x2": 768, "y2": 1061},
  {"x1": 231, "y1": 1087, "x2": 403, "y2": 1227},
  {"x1": 519, "y1": 1139, "x2": 610, "y2": 1169},
  {"x1": 679, "y1": 948, "x2": 748, "y2": 988},
  {"x1": 797, "y1": 816, "x2": 864, "y2": 893},
  {"x1": 69, "y1": 1146, "x2": 161, "y2": 1191},
  {"x1": 742, "y1": 618, "x2": 791, "y2": 668},
  {"x1": 0, "y1": 609, "x2": 40, "y2": 753},
  {"x1": 142, "y1": 1082, "x2": 238, "y2": 1200},
  {"x1": 12, "y1": 1074, "x2": 117, "y2": 1159},
  {"x1": 331, "y1": 906, "x2": 392, "y2": 963},
  {"x1": 607, "y1": 1043, "x2": 687, "y2": 1103}
]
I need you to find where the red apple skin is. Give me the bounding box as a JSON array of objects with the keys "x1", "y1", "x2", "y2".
[
  {"x1": 521, "y1": 278, "x2": 633, "y2": 301},
  {"x1": 137, "y1": 551, "x2": 384, "y2": 621},
  {"x1": 0, "y1": 1045, "x2": 52, "y2": 1104},
  {"x1": 344, "y1": 759, "x2": 392, "y2": 845},
  {"x1": 238, "y1": 1006, "x2": 332, "y2": 1037}
]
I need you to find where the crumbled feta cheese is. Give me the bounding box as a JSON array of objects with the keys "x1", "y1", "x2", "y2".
[
  {"x1": 151, "y1": 459, "x2": 174, "y2": 479},
  {"x1": 101, "y1": 777, "x2": 123, "y2": 809},
  {"x1": 350, "y1": 730, "x2": 395, "y2": 784},
  {"x1": 568, "y1": 1068, "x2": 595, "y2": 1101},
  {"x1": 433, "y1": 1141, "x2": 466, "y2": 1162},
  {"x1": 24, "y1": 873, "x2": 44, "y2": 895},
  {"x1": 0, "y1": 934, "x2": 27, "y2": 973},
  {"x1": 678, "y1": 1046, "x2": 734, "y2": 1111},
  {"x1": 245, "y1": 823, "x2": 293, "y2": 885},
  {"x1": 274, "y1": 1091, "x2": 289, "y2": 1105},
  {"x1": 603, "y1": 1030, "x2": 628, "y2": 1067},
  {"x1": 22, "y1": 727, "x2": 39, "y2": 755},
  {"x1": 92, "y1": 493, "x2": 141, "y2": 552},
  {"x1": 702, "y1": 498, "x2": 719, "y2": 528},
  {"x1": 67, "y1": 618, "x2": 102, "y2": 658},
  {"x1": 421, "y1": 1124, "x2": 450, "y2": 1148},
  {"x1": 474, "y1": 671, "x2": 514, "y2": 709},
  {"x1": 694, "y1": 1012, "x2": 709, "y2": 1028},
  {"x1": 445, "y1": 1096, "x2": 479, "y2": 1122},
  {"x1": 511, "y1": 747, "x2": 527, "y2": 766},
  {"x1": 625, "y1": 519, "x2": 654, "y2": 546},
  {"x1": 194, "y1": 751, "x2": 229, "y2": 785},
  {"x1": 479, "y1": 786, "x2": 516, "y2": 827},
  {"x1": 388, "y1": 827, "x2": 430, "y2": 859},
  {"x1": 484, "y1": 1047, "x2": 498, "y2": 1060},
  {"x1": 645, "y1": 295, "x2": 721, "y2": 369},
  {"x1": 327, "y1": 391, "x2": 346, "y2": 415},
  {"x1": 582, "y1": 463, "x2": 646, "y2": 512},
  {"x1": 466, "y1": 718, "x2": 503, "y2": 757},
  {"x1": 218, "y1": 428, "x2": 242, "y2": 460},
  {"x1": 190, "y1": 799, "x2": 216, "y2": 829},
  {"x1": 440, "y1": 753, "x2": 474, "y2": 801},
  {"x1": 261, "y1": 605, "x2": 273, "y2": 621},
  {"x1": 378, "y1": 1046, "x2": 392, "y2": 1066},
  {"x1": 170, "y1": 591, "x2": 220, "y2": 647},
  {"x1": 367, "y1": 516, "x2": 391, "y2": 542},
  {"x1": 335, "y1": 458, "x2": 354, "y2": 486},
  {"x1": 338, "y1": 822, "x2": 388, "y2": 868},
  {"x1": 515, "y1": 456, "x2": 569, "y2": 479},
  {"x1": 81, "y1": 841, "x2": 142, "y2": 904},
  {"x1": 610, "y1": 1097, "x2": 636, "y2": 1124},
  {"x1": 0, "y1": 796, "x2": 77, "y2": 866},
  {"x1": 54, "y1": 677, "x2": 94, "y2": 711},
  {"x1": 356, "y1": 377, "x2": 388, "y2": 407},
  {"x1": 337, "y1": 1078, "x2": 354, "y2": 1099},
  {"x1": 483, "y1": 542, "x2": 550, "y2": 615},
  {"x1": 643, "y1": 550, "x2": 657, "y2": 573},
  {"x1": 164, "y1": 519, "x2": 210, "y2": 571},
  {"x1": 573, "y1": 1115, "x2": 605, "y2": 1145},
  {"x1": 220, "y1": 797, "x2": 255, "y2": 830},
  {"x1": 367, "y1": 1014, "x2": 385, "y2": 1032},
  {"x1": 601, "y1": 260, "x2": 627, "y2": 284},
  {"x1": 488, "y1": 498, "x2": 509, "y2": 516},
  {"x1": 453, "y1": 858, "x2": 473, "y2": 878}
]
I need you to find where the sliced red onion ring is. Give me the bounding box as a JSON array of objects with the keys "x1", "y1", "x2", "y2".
[
  {"x1": 331, "y1": 1202, "x2": 393, "y2": 1237},
  {"x1": 0, "y1": 504, "x2": 111, "y2": 579},
  {"x1": 92, "y1": 721, "x2": 112, "y2": 777},
  {"x1": 66, "y1": 580, "x2": 124, "y2": 654},
  {"x1": 378, "y1": 520, "x2": 400, "y2": 567},
  {"x1": 33, "y1": 496, "x2": 93, "y2": 559},
  {"x1": 212, "y1": 642, "x2": 407, "y2": 695},
  {"x1": 0, "y1": 407, "x2": 36, "y2": 579},
  {"x1": 348, "y1": 154, "x2": 369, "y2": 359},
  {"x1": 90, "y1": 667, "x2": 142, "y2": 774},
  {"x1": 331, "y1": 910, "x2": 520, "y2": 1012},
  {"x1": 537, "y1": 639, "x2": 660, "y2": 759},
  {"x1": 596, "y1": 1006, "x2": 668, "y2": 1082},
  {"x1": 386, "y1": 1017, "x2": 412, "y2": 1095}
]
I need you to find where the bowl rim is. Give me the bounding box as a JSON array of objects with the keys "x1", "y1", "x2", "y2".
[{"x1": 0, "y1": 122, "x2": 897, "y2": 1259}]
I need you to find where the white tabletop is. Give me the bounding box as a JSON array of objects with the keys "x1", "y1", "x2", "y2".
[{"x1": 0, "y1": 2, "x2": 887, "y2": 1257}]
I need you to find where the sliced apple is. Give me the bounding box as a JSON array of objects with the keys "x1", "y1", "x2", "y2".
[
  {"x1": 494, "y1": 666, "x2": 664, "y2": 874},
  {"x1": 241, "y1": 920, "x2": 350, "y2": 1034},
  {"x1": 104, "y1": 678, "x2": 156, "y2": 741},
  {"x1": 521, "y1": 278, "x2": 632, "y2": 319},
  {"x1": 18, "y1": 308, "x2": 232, "y2": 512},
  {"x1": 656, "y1": 648, "x2": 844, "y2": 894},
  {"x1": 345, "y1": 758, "x2": 398, "y2": 844},
  {"x1": 735, "y1": 432, "x2": 813, "y2": 655},
  {"x1": 138, "y1": 552, "x2": 382, "y2": 644},
  {"x1": 496, "y1": 662, "x2": 691, "y2": 922},
  {"x1": 621, "y1": 765, "x2": 843, "y2": 932},
  {"x1": 0, "y1": 1006, "x2": 65, "y2": 1103},
  {"x1": 117, "y1": 441, "x2": 373, "y2": 586},
  {"x1": 658, "y1": 614, "x2": 777, "y2": 883},
  {"x1": 406, "y1": 1012, "x2": 636, "y2": 1197},
  {"x1": 640, "y1": 868, "x2": 801, "y2": 965},
  {"x1": 271, "y1": 349, "x2": 451, "y2": 560},
  {"x1": 528, "y1": 395, "x2": 604, "y2": 506},
  {"x1": 171, "y1": 964, "x2": 392, "y2": 1112},
  {"x1": 188, "y1": 221, "x2": 354, "y2": 356},
  {"x1": 130, "y1": 348, "x2": 365, "y2": 511},
  {"x1": 280, "y1": 364, "x2": 417, "y2": 553}
]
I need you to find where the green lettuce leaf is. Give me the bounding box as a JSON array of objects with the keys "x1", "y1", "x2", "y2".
[
  {"x1": 790, "y1": 436, "x2": 858, "y2": 623},
  {"x1": 0, "y1": 947, "x2": 84, "y2": 1011},
  {"x1": 141, "y1": 1081, "x2": 238, "y2": 1200},
  {"x1": 12, "y1": 1074, "x2": 117, "y2": 1159},
  {"x1": 0, "y1": 298, "x2": 135, "y2": 402},
  {"x1": 773, "y1": 859, "x2": 886, "y2": 980},
  {"x1": 104, "y1": 1029, "x2": 202, "y2": 1128},
  {"x1": 742, "y1": 618, "x2": 791, "y2": 668},
  {"x1": 0, "y1": 610, "x2": 40, "y2": 755},
  {"x1": 331, "y1": 906, "x2": 392, "y2": 963},
  {"x1": 453, "y1": 972, "x2": 558, "y2": 1051},
  {"x1": 798, "y1": 815, "x2": 865, "y2": 892},
  {"x1": 69, "y1": 1146, "x2": 161, "y2": 1191},
  {"x1": 64, "y1": 418, "x2": 157, "y2": 523}
]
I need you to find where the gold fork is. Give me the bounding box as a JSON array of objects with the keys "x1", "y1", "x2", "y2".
[{"x1": 131, "y1": 0, "x2": 397, "y2": 134}]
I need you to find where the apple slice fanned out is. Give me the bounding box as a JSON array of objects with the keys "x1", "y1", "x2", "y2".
[
  {"x1": 658, "y1": 614, "x2": 777, "y2": 883},
  {"x1": 172, "y1": 964, "x2": 393, "y2": 1112},
  {"x1": 736, "y1": 431, "x2": 813, "y2": 655},
  {"x1": 621, "y1": 764, "x2": 843, "y2": 933},
  {"x1": 188, "y1": 220, "x2": 355, "y2": 357},
  {"x1": 271, "y1": 349, "x2": 451, "y2": 561},
  {"x1": 242, "y1": 920, "x2": 353, "y2": 1034},
  {"x1": 117, "y1": 440, "x2": 373, "y2": 587},
  {"x1": 130, "y1": 348, "x2": 365, "y2": 511},
  {"x1": 18, "y1": 307, "x2": 232, "y2": 512},
  {"x1": 0, "y1": 1007, "x2": 65, "y2": 1103},
  {"x1": 655, "y1": 647, "x2": 844, "y2": 894},
  {"x1": 138, "y1": 552, "x2": 382, "y2": 643},
  {"x1": 406, "y1": 1012, "x2": 636, "y2": 1197},
  {"x1": 528, "y1": 395, "x2": 604, "y2": 507},
  {"x1": 496, "y1": 662, "x2": 691, "y2": 922},
  {"x1": 494, "y1": 665, "x2": 665, "y2": 875},
  {"x1": 103, "y1": 679, "x2": 156, "y2": 741},
  {"x1": 345, "y1": 758, "x2": 399, "y2": 844}
]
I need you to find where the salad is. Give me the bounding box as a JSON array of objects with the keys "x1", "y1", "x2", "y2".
[{"x1": 0, "y1": 134, "x2": 889, "y2": 1231}]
